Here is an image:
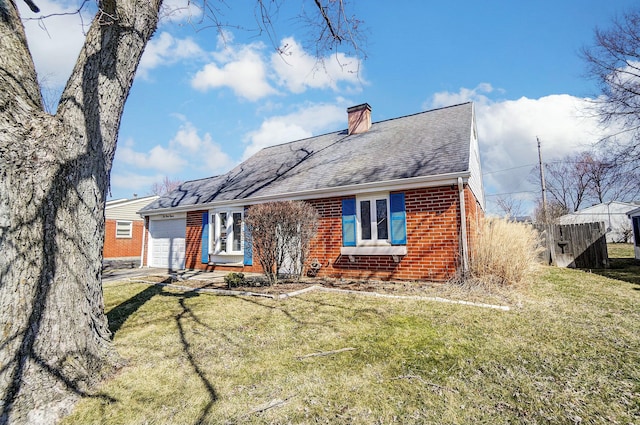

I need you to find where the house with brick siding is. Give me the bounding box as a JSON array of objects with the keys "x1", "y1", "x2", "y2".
[
  {"x1": 139, "y1": 102, "x2": 485, "y2": 281},
  {"x1": 104, "y1": 195, "x2": 158, "y2": 261}
]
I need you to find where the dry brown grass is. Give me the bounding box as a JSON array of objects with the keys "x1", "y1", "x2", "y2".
[{"x1": 469, "y1": 217, "x2": 543, "y2": 287}]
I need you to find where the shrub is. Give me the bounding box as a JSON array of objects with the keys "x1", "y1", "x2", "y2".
[
  {"x1": 469, "y1": 217, "x2": 543, "y2": 287},
  {"x1": 245, "y1": 201, "x2": 319, "y2": 285},
  {"x1": 224, "y1": 272, "x2": 246, "y2": 289}
]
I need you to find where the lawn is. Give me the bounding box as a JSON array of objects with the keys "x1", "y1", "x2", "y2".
[
  {"x1": 594, "y1": 243, "x2": 640, "y2": 285},
  {"x1": 62, "y1": 263, "x2": 639, "y2": 424}
]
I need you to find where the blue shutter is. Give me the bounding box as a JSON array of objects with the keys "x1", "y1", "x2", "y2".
[
  {"x1": 244, "y1": 208, "x2": 253, "y2": 265},
  {"x1": 201, "y1": 212, "x2": 209, "y2": 263},
  {"x1": 342, "y1": 198, "x2": 357, "y2": 247},
  {"x1": 390, "y1": 193, "x2": 407, "y2": 245}
]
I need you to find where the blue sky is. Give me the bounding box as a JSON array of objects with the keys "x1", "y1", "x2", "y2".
[{"x1": 19, "y1": 0, "x2": 639, "y2": 215}]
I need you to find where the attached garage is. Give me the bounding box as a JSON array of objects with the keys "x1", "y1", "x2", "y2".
[{"x1": 148, "y1": 214, "x2": 186, "y2": 270}]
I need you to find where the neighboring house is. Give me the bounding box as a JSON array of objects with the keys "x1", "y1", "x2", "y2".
[
  {"x1": 628, "y1": 207, "x2": 640, "y2": 260},
  {"x1": 139, "y1": 103, "x2": 485, "y2": 281},
  {"x1": 557, "y1": 201, "x2": 638, "y2": 243},
  {"x1": 104, "y1": 195, "x2": 158, "y2": 260}
]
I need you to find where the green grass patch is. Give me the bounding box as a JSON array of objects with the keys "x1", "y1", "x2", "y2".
[
  {"x1": 62, "y1": 269, "x2": 640, "y2": 424},
  {"x1": 591, "y1": 243, "x2": 640, "y2": 285}
]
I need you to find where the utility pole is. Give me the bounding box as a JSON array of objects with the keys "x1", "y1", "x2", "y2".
[{"x1": 537, "y1": 137, "x2": 548, "y2": 223}]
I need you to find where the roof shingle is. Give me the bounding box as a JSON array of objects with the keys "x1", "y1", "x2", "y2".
[{"x1": 141, "y1": 102, "x2": 473, "y2": 212}]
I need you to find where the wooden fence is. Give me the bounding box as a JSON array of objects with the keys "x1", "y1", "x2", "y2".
[{"x1": 533, "y1": 222, "x2": 608, "y2": 269}]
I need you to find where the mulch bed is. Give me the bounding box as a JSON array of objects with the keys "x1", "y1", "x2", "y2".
[
  {"x1": 133, "y1": 275, "x2": 435, "y2": 295},
  {"x1": 127, "y1": 274, "x2": 522, "y2": 306}
]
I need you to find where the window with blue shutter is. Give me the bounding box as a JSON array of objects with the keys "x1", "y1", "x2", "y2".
[
  {"x1": 201, "y1": 212, "x2": 209, "y2": 263},
  {"x1": 342, "y1": 198, "x2": 357, "y2": 247},
  {"x1": 390, "y1": 193, "x2": 407, "y2": 245}
]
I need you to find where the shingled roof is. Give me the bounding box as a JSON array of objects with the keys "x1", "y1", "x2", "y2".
[{"x1": 141, "y1": 102, "x2": 475, "y2": 213}]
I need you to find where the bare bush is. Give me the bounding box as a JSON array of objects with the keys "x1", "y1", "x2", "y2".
[
  {"x1": 469, "y1": 217, "x2": 544, "y2": 287},
  {"x1": 245, "y1": 201, "x2": 319, "y2": 285}
]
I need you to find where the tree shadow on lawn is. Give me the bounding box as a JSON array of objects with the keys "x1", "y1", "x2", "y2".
[
  {"x1": 107, "y1": 284, "x2": 166, "y2": 335},
  {"x1": 106, "y1": 285, "x2": 218, "y2": 424},
  {"x1": 587, "y1": 257, "x2": 640, "y2": 289}
]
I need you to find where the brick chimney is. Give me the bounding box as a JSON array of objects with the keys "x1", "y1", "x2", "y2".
[{"x1": 347, "y1": 103, "x2": 372, "y2": 135}]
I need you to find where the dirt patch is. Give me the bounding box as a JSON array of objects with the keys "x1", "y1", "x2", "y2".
[{"x1": 128, "y1": 274, "x2": 522, "y2": 307}]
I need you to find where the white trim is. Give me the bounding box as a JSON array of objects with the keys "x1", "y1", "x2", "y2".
[
  {"x1": 356, "y1": 193, "x2": 390, "y2": 245},
  {"x1": 115, "y1": 220, "x2": 133, "y2": 238},
  {"x1": 140, "y1": 172, "x2": 470, "y2": 217},
  {"x1": 340, "y1": 246, "x2": 407, "y2": 256},
  {"x1": 210, "y1": 208, "x2": 244, "y2": 256},
  {"x1": 148, "y1": 212, "x2": 187, "y2": 220}
]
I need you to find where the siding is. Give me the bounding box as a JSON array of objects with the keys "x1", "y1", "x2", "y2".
[
  {"x1": 105, "y1": 196, "x2": 158, "y2": 221},
  {"x1": 467, "y1": 117, "x2": 485, "y2": 210}
]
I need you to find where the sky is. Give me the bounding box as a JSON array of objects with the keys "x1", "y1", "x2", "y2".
[{"x1": 17, "y1": 0, "x2": 639, "y2": 215}]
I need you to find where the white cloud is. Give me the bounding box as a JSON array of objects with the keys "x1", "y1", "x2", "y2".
[
  {"x1": 114, "y1": 119, "x2": 233, "y2": 185},
  {"x1": 426, "y1": 83, "x2": 499, "y2": 109},
  {"x1": 191, "y1": 33, "x2": 364, "y2": 101},
  {"x1": 242, "y1": 101, "x2": 348, "y2": 159},
  {"x1": 116, "y1": 144, "x2": 186, "y2": 172},
  {"x1": 169, "y1": 119, "x2": 233, "y2": 171},
  {"x1": 138, "y1": 32, "x2": 204, "y2": 79},
  {"x1": 425, "y1": 84, "x2": 610, "y2": 214},
  {"x1": 110, "y1": 172, "x2": 166, "y2": 197},
  {"x1": 19, "y1": 0, "x2": 91, "y2": 88},
  {"x1": 191, "y1": 35, "x2": 277, "y2": 101},
  {"x1": 271, "y1": 37, "x2": 364, "y2": 93}
]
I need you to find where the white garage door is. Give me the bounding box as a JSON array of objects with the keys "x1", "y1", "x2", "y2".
[{"x1": 149, "y1": 218, "x2": 186, "y2": 270}]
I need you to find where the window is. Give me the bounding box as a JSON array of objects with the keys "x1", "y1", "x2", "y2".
[
  {"x1": 115, "y1": 221, "x2": 132, "y2": 238},
  {"x1": 634, "y1": 216, "x2": 640, "y2": 247},
  {"x1": 357, "y1": 195, "x2": 389, "y2": 244},
  {"x1": 212, "y1": 209, "x2": 243, "y2": 254},
  {"x1": 341, "y1": 193, "x2": 407, "y2": 257}
]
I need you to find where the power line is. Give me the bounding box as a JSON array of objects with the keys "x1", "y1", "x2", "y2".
[
  {"x1": 485, "y1": 190, "x2": 538, "y2": 197},
  {"x1": 482, "y1": 163, "x2": 536, "y2": 175}
]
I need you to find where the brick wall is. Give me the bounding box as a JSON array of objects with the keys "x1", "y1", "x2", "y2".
[
  {"x1": 174, "y1": 185, "x2": 481, "y2": 281},
  {"x1": 103, "y1": 219, "x2": 144, "y2": 258},
  {"x1": 306, "y1": 186, "x2": 464, "y2": 281}
]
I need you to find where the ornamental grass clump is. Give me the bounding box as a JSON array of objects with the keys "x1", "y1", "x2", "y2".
[{"x1": 469, "y1": 216, "x2": 543, "y2": 286}]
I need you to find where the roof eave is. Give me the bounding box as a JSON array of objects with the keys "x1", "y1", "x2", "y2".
[{"x1": 139, "y1": 171, "x2": 472, "y2": 216}]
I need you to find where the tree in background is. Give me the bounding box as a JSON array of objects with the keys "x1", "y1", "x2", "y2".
[
  {"x1": 533, "y1": 200, "x2": 569, "y2": 224},
  {"x1": 0, "y1": 1, "x2": 362, "y2": 423},
  {"x1": 582, "y1": 8, "x2": 640, "y2": 166},
  {"x1": 532, "y1": 151, "x2": 592, "y2": 213},
  {"x1": 245, "y1": 201, "x2": 318, "y2": 285},
  {"x1": 582, "y1": 150, "x2": 640, "y2": 203},
  {"x1": 531, "y1": 148, "x2": 640, "y2": 219},
  {"x1": 150, "y1": 176, "x2": 183, "y2": 196},
  {"x1": 495, "y1": 195, "x2": 526, "y2": 219}
]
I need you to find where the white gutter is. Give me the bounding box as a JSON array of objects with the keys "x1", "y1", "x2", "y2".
[
  {"x1": 139, "y1": 171, "x2": 472, "y2": 217},
  {"x1": 458, "y1": 177, "x2": 469, "y2": 276}
]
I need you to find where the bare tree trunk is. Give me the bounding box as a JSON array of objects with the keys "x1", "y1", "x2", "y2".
[{"x1": 0, "y1": 1, "x2": 161, "y2": 424}]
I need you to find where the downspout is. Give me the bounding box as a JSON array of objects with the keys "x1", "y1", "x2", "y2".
[
  {"x1": 458, "y1": 177, "x2": 469, "y2": 276},
  {"x1": 139, "y1": 216, "x2": 147, "y2": 268}
]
